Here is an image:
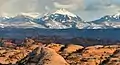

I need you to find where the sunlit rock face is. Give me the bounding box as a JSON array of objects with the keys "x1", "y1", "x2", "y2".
[{"x1": 37, "y1": 47, "x2": 69, "y2": 65}]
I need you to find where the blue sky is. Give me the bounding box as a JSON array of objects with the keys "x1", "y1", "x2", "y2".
[{"x1": 0, "y1": 0, "x2": 120, "y2": 21}]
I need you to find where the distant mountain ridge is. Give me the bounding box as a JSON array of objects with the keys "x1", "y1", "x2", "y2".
[
  {"x1": 92, "y1": 13, "x2": 120, "y2": 23},
  {"x1": 0, "y1": 9, "x2": 120, "y2": 29},
  {"x1": 92, "y1": 13, "x2": 120, "y2": 28}
]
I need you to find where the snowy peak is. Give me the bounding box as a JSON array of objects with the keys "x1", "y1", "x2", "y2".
[
  {"x1": 41, "y1": 8, "x2": 82, "y2": 22},
  {"x1": 4, "y1": 14, "x2": 32, "y2": 22},
  {"x1": 53, "y1": 8, "x2": 77, "y2": 17},
  {"x1": 89, "y1": 13, "x2": 120, "y2": 29},
  {"x1": 2, "y1": 11, "x2": 120, "y2": 29},
  {"x1": 93, "y1": 13, "x2": 120, "y2": 23},
  {"x1": 0, "y1": 14, "x2": 45, "y2": 28},
  {"x1": 34, "y1": 9, "x2": 83, "y2": 29},
  {"x1": 20, "y1": 13, "x2": 40, "y2": 18},
  {"x1": 112, "y1": 13, "x2": 120, "y2": 19},
  {"x1": 13, "y1": 14, "x2": 29, "y2": 19}
]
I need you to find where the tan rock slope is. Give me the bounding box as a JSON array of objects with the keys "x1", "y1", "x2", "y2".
[
  {"x1": 63, "y1": 44, "x2": 84, "y2": 54},
  {"x1": 0, "y1": 42, "x2": 120, "y2": 65},
  {"x1": 37, "y1": 47, "x2": 69, "y2": 65}
]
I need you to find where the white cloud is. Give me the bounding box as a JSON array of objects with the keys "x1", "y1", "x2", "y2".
[
  {"x1": 53, "y1": 0, "x2": 84, "y2": 11},
  {"x1": 53, "y1": 2, "x2": 76, "y2": 9},
  {"x1": 0, "y1": 0, "x2": 45, "y2": 15}
]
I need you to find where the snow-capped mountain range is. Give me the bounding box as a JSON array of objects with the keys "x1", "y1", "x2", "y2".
[
  {"x1": 91, "y1": 13, "x2": 120, "y2": 28},
  {"x1": 0, "y1": 9, "x2": 120, "y2": 29},
  {"x1": 34, "y1": 9, "x2": 82, "y2": 29}
]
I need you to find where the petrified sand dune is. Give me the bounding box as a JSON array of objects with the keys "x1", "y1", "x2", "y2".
[
  {"x1": 63, "y1": 44, "x2": 84, "y2": 54},
  {"x1": 37, "y1": 47, "x2": 69, "y2": 65},
  {"x1": 46, "y1": 43, "x2": 64, "y2": 52},
  {"x1": 1, "y1": 41, "x2": 120, "y2": 65}
]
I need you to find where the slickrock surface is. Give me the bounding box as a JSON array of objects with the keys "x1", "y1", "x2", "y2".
[
  {"x1": 46, "y1": 43, "x2": 64, "y2": 52},
  {"x1": 0, "y1": 44, "x2": 40, "y2": 65},
  {"x1": 37, "y1": 47, "x2": 69, "y2": 65},
  {"x1": 105, "y1": 48, "x2": 120, "y2": 65},
  {"x1": 43, "y1": 43, "x2": 120, "y2": 65},
  {"x1": 65, "y1": 45, "x2": 119, "y2": 65},
  {"x1": 63, "y1": 44, "x2": 84, "y2": 54},
  {"x1": 1, "y1": 42, "x2": 120, "y2": 65}
]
